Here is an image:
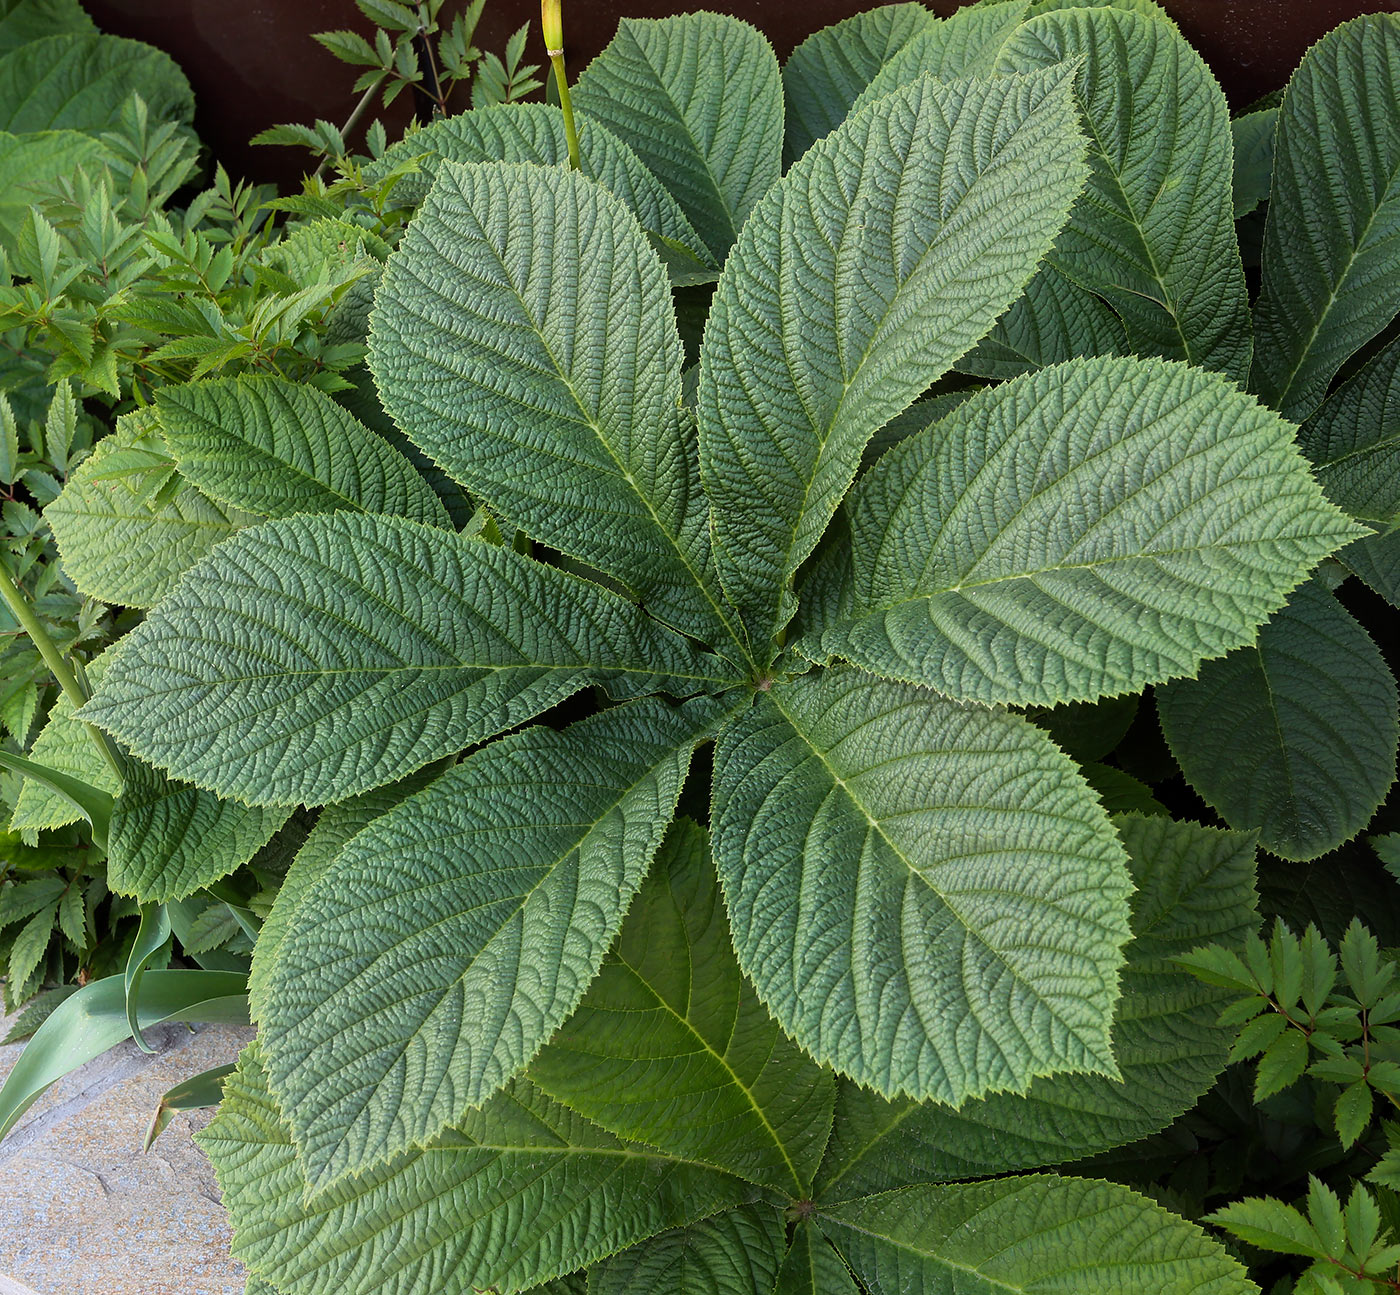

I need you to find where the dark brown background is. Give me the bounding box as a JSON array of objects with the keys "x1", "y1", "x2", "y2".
[{"x1": 84, "y1": 0, "x2": 1391, "y2": 186}]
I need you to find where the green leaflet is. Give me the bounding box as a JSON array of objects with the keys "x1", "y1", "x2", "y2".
[
  {"x1": 0, "y1": 0, "x2": 95, "y2": 53},
  {"x1": 1250, "y1": 15, "x2": 1400, "y2": 421},
  {"x1": 588, "y1": 1204, "x2": 786, "y2": 1295},
  {"x1": 996, "y1": 8, "x2": 1253, "y2": 383},
  {"x1": 780, "y1": 3, "x2": 932, "y2": 164},
  {"x1": 530, "y1": 819, "x2": 834, "y2": 1196},
  {"x1": 1232, "y1": 106, "x2": 1277, "y2": 218},
  {"x1": 816, "y1": 813, "x2": 1257, "y2": 1195},
  {"x1": 154, "y1": 375, "x2": 450, "y2": 526},
  {"x1": 0, "y1": 129, "x2": 106, "y2": 240},
  {"x1": 774, "y1": 1223, "x2": 860, "y2": 1294},
  {"x1": 83, "y1": 511, "x2": 734, "y2": 807},
  {"x1": 1297, "y1": 334, "x2": 1400, "y2": 527},
  {"x1": 368, "y1": 161, "x2": 737, "y2": 650},
  {"x1": 376, "y1": 102, "x2": 715, "y2": 284},
  {"x1": 801, "y1": 356, "x2": 1362, "y2": 708},
  {"x1": 1158, "y1": 579, "x2": 1399, "y2": 862},
  {"x1": 199, "y1": 1043, "x2": 751, "y2": 1295},
  {"x1": 0, "y1": 32, "x2": 192, "y2": 131},
  {"x1": 816, "y1": 1177, "x2": 1255, "y2": 1295},
  {"x1": 259, "y1": 698, "x2": 717, "y2": 1188},
  {"x1": 711, "y1": 668, "x2": 1131, "y2": 1104},
  {"x1": 698, "y1": 65, "x2": 1088, "y2": 657},
  {"x1": 573, "y1": 13, "x2": 783, "y2": 261},
  {"x1": 46, "y1": 408, "x2": 257, "y2": 609}
]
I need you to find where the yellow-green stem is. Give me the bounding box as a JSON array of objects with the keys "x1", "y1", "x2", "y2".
[{"x1": 552, "y1": 53, "x2": 581, "y2": 170}]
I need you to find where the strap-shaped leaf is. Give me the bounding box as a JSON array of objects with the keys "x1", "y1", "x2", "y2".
[
  {"x1": 199, "y1": 1044, "x2": 751, "y2": 1295},
  {"x1": 711, "y1": 668, "x2": 1131, "y2": 1104},
  {"x1": 1158, "y1": 579, "x2": 1399, "y2": 862},
  {"x1": 369, "y1": 161, "x2": 738, "y2": 650},
  {"x1": 573, "y1": 13, "x2": 782, "y2": 261},
  {"x1": 1250, "y1": 15, "x2": 1400, "y2": 421},
  {"x1": 259, "y1": 697, "x2": 717, "y2": 1188},
  {"x1": 154, "y1": 375, "x2": 449, "y2": 525},
  {"x1": 588, "y1": 1205, "x2": 786, "y2": 1295},
  {"x1": 530, "y1": 818, "x2": 834, "y2": 1196},
  {"x1": 816, "y1": 1177, "x2": 1254, "y2": 1295},
  {"x1": 996, "y1": 7, "x2": 1252, "y2": 383},
  {"x1": 83, "y1": 512, "x2": 733, "y2": 807},
  {"x1": 817, "y1": 813, "x2": 1257, "y2": 1195},
  {"x1": 801, "y1": 356, "x2": 1362, "y2": 708},
  {"x1": 781, "y1": 3, "x2": 932, "y2": 164},
  {"x1": 698, "y1": 65, "x2": 1087, "y2": 657},
  {"x1": 775, "y1": 1223, "x2": 860, "y2": 1294}
]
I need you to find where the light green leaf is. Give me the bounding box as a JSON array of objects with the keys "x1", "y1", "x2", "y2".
[
  {"x1": 1343, "y1": 530, "x2": 1400, "y2": 608},
  {"x1": 801, "y1": 356, "x2": 1362, "y2": 708},
  {"x1": 781, "y1": 3, "x2": 932, "y2": 164},
  {"x1": 996, "y1": 7, "x2": 1252, "y2": 382},
  {"x1": 1209, "y1": 1196, "x2": 1329, "y2": 1261},
  {"x1": 698, "y1": 65, "x2": 1087, "y2": 656},
  {"x1": 0, "y1": 0, "x2": 95, "y2": 53},
  {"x1": 818, "y1": 1177, "x2": 1255, "y2": 1295},
  {"x1": 530, "y1": 818, "x2": 834, "y2": 1196},
  {"x1": 1158, "y1": 579, "x2": 1399, "y2": 861},
  {"x1": 774, "y1": 1223, "x2": 859, "y2": 1294},
  {"x1": 1250, "y1": 14, "x2": 1400, "y2": 421},
  {"x1": 1232, "y1": 107, "x2": 1276, "y2": 218},
  {"x1": 154, "y1": 375, "x2": 450, "y2": 526},
  {"x1": 712, "y1": 668, "x2": 1131, "y2": 1104},
  {"x1": 816, "y1": 813, "x2": 1256, "y2": 1194},
  {"x1": 573, "y1": 13, "x2": 782, "y2": 260},
  {"x1": 0, "y1": 32, "x2": 192, "y2": 131},
  {"x1": 259, "y1": 698, "x2": 716, "y2": 1188},
  {"x1": 0, "y1": 129, "x2": 108, "y2": 240},
  {"x1": 46, "y1": 409, "x2": 258, "y2": 609},
  {"x1": 83, "y1": 511, "x2": 734, "y2": 806},
  {"x1": 368, "y1": 161, "x2": 738, "y2": 650},
  {"x1": 199, "y1": 1043, "x2": 751, "y2": 1295},
  {"x1": 588, "y1": 1204, "x2": 786, "y2": 1295},
  {"x1": 8, "y1": 902, "x2": 55, "y2": 993}
]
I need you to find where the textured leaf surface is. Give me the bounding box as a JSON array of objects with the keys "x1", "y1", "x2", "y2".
[
  {"x1": 84, "y1": 512, "x2": 731, "y2": 806},
  {"x1": 369, "y1": 161, "x2": 736, "y2": 649},
  {"x1": 817, "y1": 1177, "x2": 1255, "y2": 1295},
  {"x1": 259, "y1": 699, "x2": 714, "y2": 1187},
  {"x1": 200, "y1": 1044, "x2": 750, "y2": 1295},
  {"x1": 817, "y1": 813, "x2": 1257, "y2": 1194},
  {"x1": 155, "y1": 376, "x2": 449, "y2": 525},
  {"x1": 775, "y1": 1223, "x2": 860, "y2": 1294},
  {"x1": 530, "y1": 819, "x2": 833, "y2": 1195},
  {"x1": 1232, "y1": 107, "x2": 1276, "y2": 218},
  {"x1": 1343, "y1": 530, "x2": 1400, "y2": 608},
  {"x1": 802, "y1": 356, "x2": 1361, "y2": 707},
  {"x1": 0, "y1": 129, "x2": 107, "y2": 240},
  {"x1": 588, "y1": 1205, "x2": 785, "y2": 1295},
  {"x1": 1158, "y1": 579, "x2": 1399, "y2": 861},
  {"x1": 996, "y1": 8, "x2": 1252, "y2": 382},
  {"x1": 573, "y1": 13, "x2": 782, "y2": 260},
  {"x1": 0, "y1": 0, "x2": 95, "y2": 53},
  {"x1": 711, "y1": 668, "x2": 1131, "y2": 1103},
  {"x1": 1250, "y1": 15, "x2": 1400, "y2": 421},
  {"x1": 699, "y1": 65, "x2": 1087, "y2": 654}
]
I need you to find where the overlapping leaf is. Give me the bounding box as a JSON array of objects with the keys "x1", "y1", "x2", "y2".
[
  {"x1": 774, "y1": 1224, "x2": 859, "y2": 1294},
  {"x1": 1232, "y1": 107, "x2": 1277, "y2": 218},
  {"x1": 0, "y1": 130, "x2": 105, "y2": 239},
  {"x1": 0, "y1": 0, "x2": 95, "y2": 53},
  {"x1": 588, "y1": 1205, "x2": 786, "y2": 1295},
  {"x1": 1344, "y1": 531, "x2": 1400, "y2": 608}
]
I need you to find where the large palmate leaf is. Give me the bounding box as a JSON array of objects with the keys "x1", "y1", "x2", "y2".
[
  {"x1": 817, "y1": 813, "x2": 1257, "y2": 1195},
  {"x1": 0, "y1": 129, "x2": 106, "y2": 239},
  {"x1": 84, "y1": 512, "x2": 732, "y2": 806},
  {"x1": 200, "y1": 1044, "x2": 750, "y2": 1295},
  {"x1": 801, "y1": 356, "x2": 1361, "y2": 708},
  {"x1": 1158, "y1": 579, "x2": 1399, "y2": 861},
  {"x1": 258, "y1": 698, "x2": 717, "y2": 1188},
  {"x1": 698, "y1": 64, "x2": 1087, "y2": 656},
  {"x1": 1251, "y1": 15, "x2": 1400, "y2": 421},
  {"x1": 816, "y1": 1177, "x2": 1254, "y2": 1295},
  {"x1": 573, "y1": 13, "x2": 782, "y2": 260},
  {"x1": 996, "y1": 7, "x2": 1252, "y2": 382},
  {"x1": 711, "y1": 668, "x2": 1131, "y2": 1104},
  {"x1": 530, "y1": 819, "x2": 834, "y2": 1195},
  {"x1": 154, "y1": 375, "x2": 450, "y2": 526},
  {"x1": 0, "y1": 0, "x2": 95, "y2": 53},
  {"x1": 775, "y1": 1224, "x2": 860, "y2": 1294},
  {"x1": 588, "y1": 1205, "x2": 786, "y2": 1295},
  {"x1": 369, "y1": 161, "x2": 739, "y2": 651}
]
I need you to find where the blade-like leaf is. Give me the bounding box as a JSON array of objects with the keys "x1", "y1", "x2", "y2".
[
  {"x1": 698, "y1": 65, "x2": 1088, "y2": 656},
  {"x1": 83, "y1": 511, "x2": 734, "y2": 806},
  {"x1": 711, "y1": 668, "x2": 1131, "y2": 1104},
  {"x1": 817, "y1": 813, "x2": 1257, "y2": 1195},
  {"x1": 1158, "y1": 579, "x2": 1399, "y2": 861},
  {"x1": 530, "y1": 818, "x2": 834, "y2": 1196},
  {"x1": 1344, "y1": 530, "x2": 1400, "y2": 608},
  {"x1": 1250, "y1": 14, "x2": 1400, "y2": 421},
  {"x1": 573, "y1": 13, "x2": 782, "y2": 260},
  {"x1": 199, "y1": 1043, "x2": 751, "y2": 1295},
  {"x1": 775, "y1": 1223, "x2": 860, "y2": 1294},
  {"x1": 801, "y1": 356, "x2": 1362, "y2": 708},
  {"x1": 588, "y1": 1204, "x2": 786, "y2": 1295},
  {"x1": 0, "y1": 129, "x2": 107, "y2": 240},
  {"x1": 259, "y1": 697, "x2": 719, "y2": 1188},
  {"x1": 996, "y1": 7, "x2": 1252, "y2": 382}
]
